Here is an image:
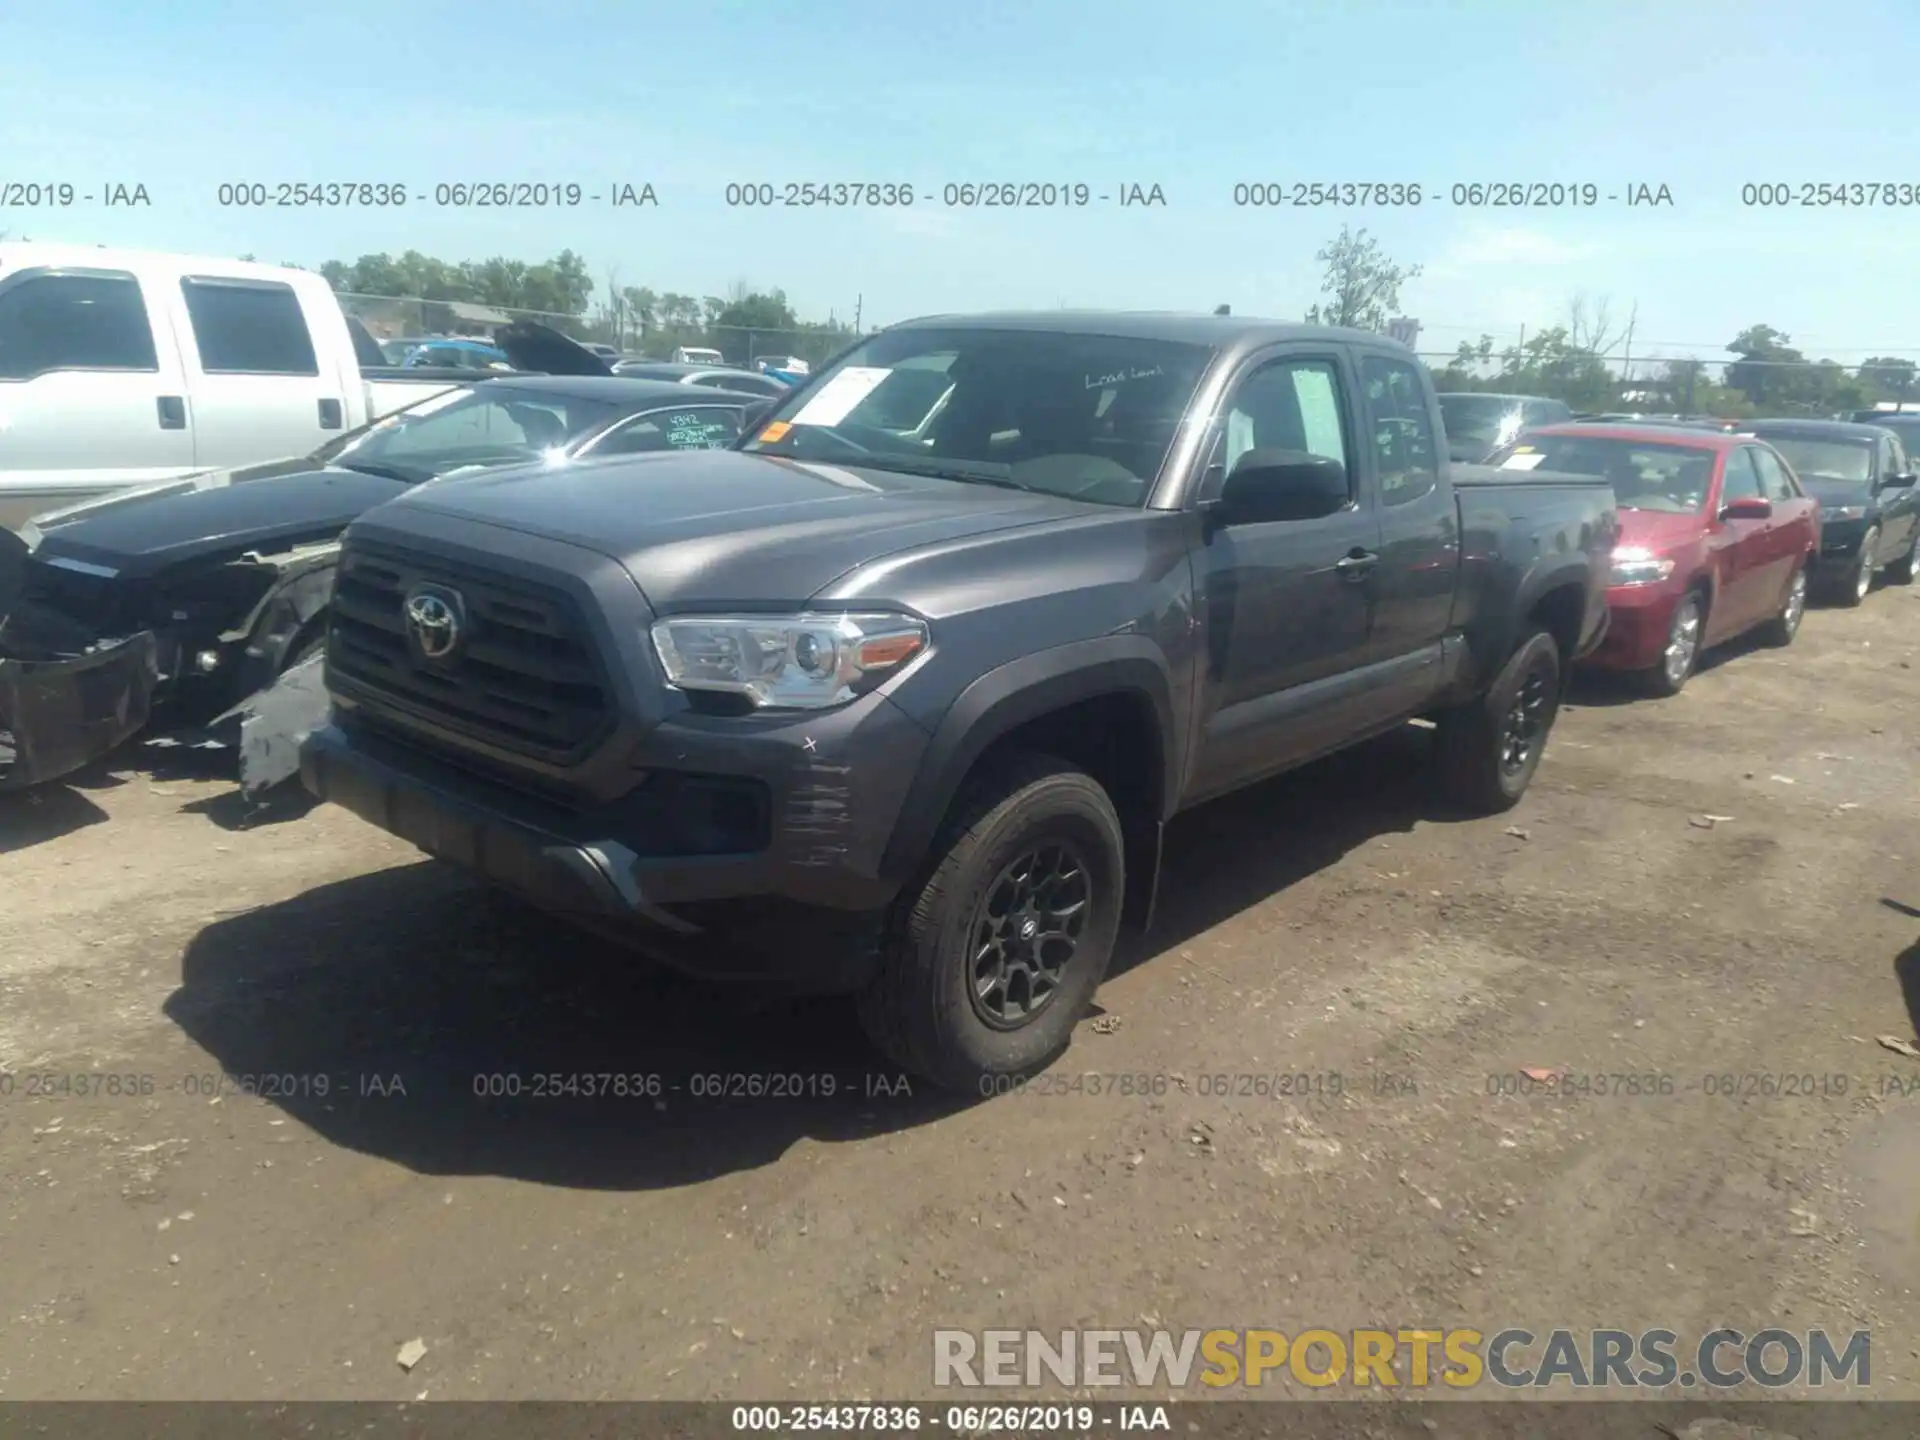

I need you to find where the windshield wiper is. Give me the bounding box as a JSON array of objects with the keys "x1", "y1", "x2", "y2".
[
  {"x1": 849, "y1": 454, "x2": 1039, "y2": 493},
  {"x1": 334, "y1": 460, "x2": 428, "y2": 484}
]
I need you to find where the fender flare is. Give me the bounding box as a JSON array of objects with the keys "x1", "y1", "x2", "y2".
[{"x1": 877, "y1": 634, "x2": 1181, "y2": 885}]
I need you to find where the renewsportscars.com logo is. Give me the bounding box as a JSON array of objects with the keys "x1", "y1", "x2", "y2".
[{"x1": 932, "y1": 1327, "x2": 1872, "y2": 1391}]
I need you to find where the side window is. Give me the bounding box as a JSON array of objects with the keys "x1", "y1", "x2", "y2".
[
  {"x1": 0, "y1": 272, "x2": 158, "y2": 379},
  {"x1": 1891, "y1": 435, "x2": 1911, "y2": 477},
  {"x1": 593, "y1": 407, "x2": 742, "y2": 456},
  {"x1": 1210, "y1": 357, "x2": 1350, "y2": 492},
  {"x1": 1361, "y1": 354, "x2": 1440, "y2": 506},
  {"x1": 1721, "y1": 447, "x2": 1764, "y2": 503},
  {"x1": 1880, "y1": 435, "x2": 1902, "y2": 480},
  {"x1": 1753, "y1": 447, "x2": 1797, "y2": 501},
  {"x1": 179, "y1": 278, "x2": 320, "y2": 376}
]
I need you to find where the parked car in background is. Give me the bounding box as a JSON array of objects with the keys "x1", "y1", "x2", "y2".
[
  {"x1": 299, "y1": 310, "x2": 1614, "y2": 1089},
  {"x1": 379, "y1": 335, "x2": 436, "y2": 365},
  {"x1": 609, "y1": 359, "x2": 792, "y2": 397},
  {"x1": 1436, "y1": 392, "x2": 1573, "y2": 463},
  {"x1": 0, "y1": 243, "x2": 504, "y2": 530},
  {"x1": 1490, "y1": 423, "x2": 1819, "y2": 695},
  {"x1": 11, "y1": 376, "x2": 769, "y2": 792},
  {"x1": 753, "y1": 354, "x2": 810, "y2": 375},
  {"x1": 1842, "y1": 407, "x2": 1920, "y2": 461},
  {"x1": 1743, "y1": 419, "x2": 1920, "y2": 605},
  {"x1": 401, "y1": 337, "x2": 513, "y2": 372},
  {"x1": 671, "y1": 346, "x2": 725, "y2": 365}
]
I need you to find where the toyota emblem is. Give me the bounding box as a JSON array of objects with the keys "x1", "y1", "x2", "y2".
[{"x1": 404, "y1": 584, "x2": 465, "y2": 661}]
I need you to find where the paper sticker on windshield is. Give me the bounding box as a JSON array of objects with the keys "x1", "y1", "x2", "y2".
[
  {"x1": 790, "y1": 367, "x2": 892, "y2": 427},
  {"x1": 1500, "y1": 452, "x2": 1547, "y2": 471},
  {"x1": 757, "y1": 421, "x2": 793, "y2": 444}
]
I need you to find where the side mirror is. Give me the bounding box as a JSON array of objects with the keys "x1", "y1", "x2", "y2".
[
  {"x1": 1882, "y1": 470, "x2": 1917, "y2": 489},
  {"x1": 1215, "y1": 448, "x2": 1351, "y2": 524},
  {"x1": 737, "y1": 398, "x2": 778, "y2": 439},
  {"x1": 1721, "y1": 496, "x2": 1773, "y2": 521}
]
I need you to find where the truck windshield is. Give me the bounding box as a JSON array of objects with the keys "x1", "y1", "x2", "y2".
[
  {"x1": 317, "y1": 385, "x2": 628, "y2": 480},
  {"x1": 1754, "y1": 436, "x2": 1872, "y2": 484},
  {"x1": 741, "y1": 327, "x2": 1213, "y2": 507},
  {"x1": 1489, "y1": 435, "x2": 1714, "y2": 513}
]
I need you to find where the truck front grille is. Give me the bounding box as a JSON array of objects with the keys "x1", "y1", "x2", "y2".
[{"x1": 328, "y1": 542, "x2": 612, "y2": 765}]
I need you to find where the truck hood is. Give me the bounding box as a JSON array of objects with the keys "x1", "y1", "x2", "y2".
[
  {"x1": 29, "y1": 466, "x2": 411, "y2": 580},
  {"x1": 1616, "y1": 508, "x2": 1709, "y2": 553},
  {"x1": 387, "y1": 450, "x2": 1097, "y2": 608}
]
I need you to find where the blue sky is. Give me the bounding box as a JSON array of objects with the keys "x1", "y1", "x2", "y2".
[{"x1": 4, "y1": 0, "x2": 1918, "y2": 365}]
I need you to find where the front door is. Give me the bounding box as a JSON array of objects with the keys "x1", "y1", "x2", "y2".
[
  {"x1": 1187, "y1": 348, "x2": 1384, "y2": 801},
  {"x1": 0, "y1": 268, "x2": 198, "y2": 528},
  {"x1": 1707, "y1": 446, "x2": 1774, "y2": 640}
]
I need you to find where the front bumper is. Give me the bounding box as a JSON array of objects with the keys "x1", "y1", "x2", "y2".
[
  {"x1": 301, "y1": 688, "x2": 931, "y2": 991},
  {"x1": 0, "y1": 631, "x2": 160, "y2": 789},
  {"x1": 1581, "y1": 583, "x2": 1679, "y2": 672},
  {"x1": 1816, "y1": 518, "x2": 1868, "y2": 568}
]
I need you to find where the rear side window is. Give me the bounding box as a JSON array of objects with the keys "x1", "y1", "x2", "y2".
[
  {"x1": 0, "y1": 272, "x2": 158, "y2": 379},
  {"x1": 593, "y1": 406, "x2": 742, "y2": 455},
  {"x1": 1360, "y1": 354, "x2": 1440, "y2": 506},
  {"x1": 1522, "y1": 399, "x2": 1571, "y2": 426},
  {"x1": 180, "y1": 278, "x2": 319, "y2": 375}
]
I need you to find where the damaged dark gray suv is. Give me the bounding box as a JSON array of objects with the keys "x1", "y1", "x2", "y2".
[{"x1": 300, "y1": 312, "x2": 1616, "y2": 1090}]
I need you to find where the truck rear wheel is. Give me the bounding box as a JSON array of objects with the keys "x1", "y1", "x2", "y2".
[
  {"x1": 856, "y1": 753, "x2": 1124, "y2": 1093},
  {"x1": 1433, "y1": 626, "x2": 1562, "y2": 814}
]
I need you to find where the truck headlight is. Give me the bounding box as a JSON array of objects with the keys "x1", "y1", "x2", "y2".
[
  {"x1": 1609, "y1": 546, "x2": 1676, "y2": 586},
  {"x1": 651, "y1": 612, "x2": 929, "y2": 710},
  {"x1": 1821, "y1": 505, "x2": 1867, "y2": 521}
]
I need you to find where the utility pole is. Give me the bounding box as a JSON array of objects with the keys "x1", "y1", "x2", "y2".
[{"x1": 853, "y1": 294, "x2": 862, "y2": 332}]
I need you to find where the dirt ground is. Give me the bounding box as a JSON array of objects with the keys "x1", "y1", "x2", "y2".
[{"x1": 3, "y1": 588, "x2": 1920, "y2": 1404}]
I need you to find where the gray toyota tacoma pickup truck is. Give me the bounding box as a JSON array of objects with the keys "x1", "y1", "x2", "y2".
[{"x1": 299, "y1": 313, "x2": 1617, "y2": 1090}]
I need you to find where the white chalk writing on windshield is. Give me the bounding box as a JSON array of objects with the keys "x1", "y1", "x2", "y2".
[{"x1": 1084, "y1": 365, "x2": 1164, "y2": 391}]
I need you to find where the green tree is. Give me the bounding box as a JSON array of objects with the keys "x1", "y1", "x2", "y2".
[
  {"x1": 1862, "y1": 355, "x2": 1917, "y2": 401},
  {"x1": 1303, "y1": 226, "x2": 1421, "y2": 332}
]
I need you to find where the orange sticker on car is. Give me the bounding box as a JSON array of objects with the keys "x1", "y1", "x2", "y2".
[{"x1": 758, "y1": 421, "x2": 793, "y2": 443}]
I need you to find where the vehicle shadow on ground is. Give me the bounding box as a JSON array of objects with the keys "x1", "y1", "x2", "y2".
[
  {"x1": 1110, "y1": 720, "x2": 1457, "y2": 978},
  {"x1": 1883, "y1": 899, "x2": 1920, "y2": 1041},
  {"x1": 0, "y1": 782, "x2": 111, "y2": 852},
  {"x1": 1564, "y1": 630, "x2": 1777, "y2": 710},
  {"x1": 167, "y1": 722, "x2": 1467, "y2": 1191}
]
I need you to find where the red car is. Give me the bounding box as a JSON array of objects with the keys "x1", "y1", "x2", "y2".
[{"x1": 1486, "y1": 424, "x2": 1820, "y2": 695}]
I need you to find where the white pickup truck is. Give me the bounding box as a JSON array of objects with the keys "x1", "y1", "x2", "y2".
[{"x1": 0, "y1": 243, "x2": 480, "y2": 530}]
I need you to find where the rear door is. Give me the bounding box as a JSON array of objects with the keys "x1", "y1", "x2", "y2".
[
  {"x1": 0, "y1": 266, "x2": 198, "y2": 527},
  {"x1": 167, "y1": 274, "x2": 339, "y2": 467},
  {"x1": 1751, "y1": 444, "x2": 1812, "y2": 597},
  {"x1": 1186, "y1": 345, "x2": 1386, "y2": 800},
  {"x1": 1709, "y1": 446, "x2": 1773, "y2": 638},
  {"x1": 1356, "y1": 351, "x2": 1458, "y2": 686}
]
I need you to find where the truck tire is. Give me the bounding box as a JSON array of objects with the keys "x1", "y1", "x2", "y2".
[
  {"x1": 856, "y1": 753, "x2": 1125, "y2": 1093},
  {"x1": 1433, "y1": 626, "x2": 1562, "y2": 814}
]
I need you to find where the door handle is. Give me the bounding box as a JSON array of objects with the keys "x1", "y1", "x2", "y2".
[
  {"x1": 1333, "y1": 550, "x2": 1379, "y2": 582},
  {"x1": 156, "y1": 395, "x2": 186, "y2": 430},
  {"x1": 317, "y1": 397, "x2": 344, "y2": 429}
]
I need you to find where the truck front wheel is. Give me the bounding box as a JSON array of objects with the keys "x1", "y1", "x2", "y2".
[
  {"x1": 857, "y1": 754, "x2": 1125, "y2": 1093},
  {"x1": 1434, "y1": 626, "x2": 1563, "y2": 814}
]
